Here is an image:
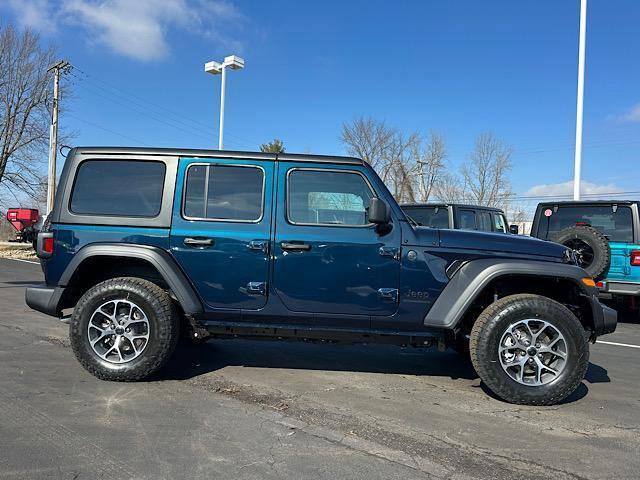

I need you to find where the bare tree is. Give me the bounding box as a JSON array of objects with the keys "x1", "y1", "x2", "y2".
[
  {"x1": 409, "y1": 131, "x2": 447, "y2": 202},
  {"x1": 380, "y1": 130, "x2": 421, "y2": 203},
  {"x1": 461, "y1": 132, "x2": 513, "y2": 207},
  {"x1": 340, "y1": 117, "x2": 396, "y2": 173},
  {"x1": 432, "y1": 172, "x2": 466, "y2": 203},
  {"x1": 341, "y1": 120, "x2": 453, "y2": 204},
  {"x1": 0, "y1": 24, "x2": 56, "y2": 204}
]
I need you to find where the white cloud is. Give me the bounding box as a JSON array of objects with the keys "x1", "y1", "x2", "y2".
[
  {"x1": 524, "y1": 180, "x2": 624, "y2": 198},
  {"x1": 4, "y1": 0, "x2": 244, "y2": 61},
  {"x1": 5, "y1": 0, "x2": 56, "y2": 33},
  {"x1": 614, "y1": 103, "x2": 640, "y2": 122}
]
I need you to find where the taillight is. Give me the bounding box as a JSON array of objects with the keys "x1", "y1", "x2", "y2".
[
  {"x1": 631, "y1": 250, "x2": 640, "y2": 266},
  {"x1": 43, "y1": 237, "x2": 54, "y2": 254}
]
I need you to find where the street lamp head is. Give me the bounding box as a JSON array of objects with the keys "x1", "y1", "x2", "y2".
[
  {"x1": 204, "y1": 60, "x2": 223, "y2": 75},
  {"x1": 223, "y1": 55, "x2": 245, "y2": 70}
]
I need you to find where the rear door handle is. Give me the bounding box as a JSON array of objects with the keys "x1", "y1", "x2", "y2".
[
  {"x1": 184, "y1": 237, "x2": 214, "y2": 247},
  {"x1": 280, "y1": 241, "x2": 311, "y2": 251}
]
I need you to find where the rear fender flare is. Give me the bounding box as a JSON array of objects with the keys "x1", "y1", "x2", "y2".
[{"x1": 59, "y1": 244, "x2": 203, "y2": 315}]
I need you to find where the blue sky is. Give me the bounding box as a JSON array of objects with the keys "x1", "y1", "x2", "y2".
[{"x1": 3, "y1": 0, "x2": 640, "y2": 203}]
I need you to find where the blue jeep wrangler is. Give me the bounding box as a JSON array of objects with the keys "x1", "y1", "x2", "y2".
[{"x1": 26, "y1": 147, "x2": 616, "y2": 405}]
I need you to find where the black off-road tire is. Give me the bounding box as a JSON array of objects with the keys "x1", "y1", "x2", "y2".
[
  {"x1": 470, "y1": 294, "x2": 589, "y2": 406},
  {"x1": 553, "y1": 225, "x2": 610, "y2": 281},
  {"x1": 70, "y1": 277, "x2": 179, "y2": 381}
]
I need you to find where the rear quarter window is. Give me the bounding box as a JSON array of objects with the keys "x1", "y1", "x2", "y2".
[{"x1": 70, "y1": 160, "x2": 166, "y2": 217}]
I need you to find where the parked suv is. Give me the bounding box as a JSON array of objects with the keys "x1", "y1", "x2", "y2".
[
  {"x1": 401, "y1": 203, "x2": 518, "y2": 234},
  {"x1": 531, "y1": 201, "x2": 640, "y2": 306},
  {"x1": 26, "y1": 147, "x2": 616, "y2": 405}
]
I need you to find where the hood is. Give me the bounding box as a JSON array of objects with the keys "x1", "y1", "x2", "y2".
[{"x1": 416, "y1": 228, "x2": 569, "y2": 260}]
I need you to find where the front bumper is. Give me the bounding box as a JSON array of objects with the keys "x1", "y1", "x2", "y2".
[
  {"x1": 25, "y1": 284, "x2": 63, "y2": 317},
  {"x1": 589, "y1": 294, "x2": 617, "y2": 337}
]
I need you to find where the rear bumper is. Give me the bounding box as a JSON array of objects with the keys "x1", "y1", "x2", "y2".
[
  {"x1": 589, "y1": 294, "x2": 617, "y2": 337},
  {"x1": 25, "y1": 284, "x2": 63, "y2": 317},
  {"x1": 598, "y1": 280, "x2": 640, "y2": 297}
]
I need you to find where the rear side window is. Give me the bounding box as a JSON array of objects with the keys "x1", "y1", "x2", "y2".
[
  {"x1": 459, "y1": 209, "x2": 476, "y2": 230},
  {"x1": 287, "y1": 169, "x2": 374, "y2": 226},
  {"x1": 402, "y1": 206, "x2": 449, "y2": 228},
  {"x1": 70, "y1": 160, "x2": 165, "y2": 217},
  {"x1": 539, "y1": 205, "x2": 633, "y2": 242},
  {"x1": 478, "y1": 211, "x2": 492, "y2": 232},
  {"x1": 183, "y1": 164, "x2": 264, "y2": 222}
]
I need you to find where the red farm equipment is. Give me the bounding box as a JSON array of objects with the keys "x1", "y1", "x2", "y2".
[{"x1": 5, "y1": 208, "x2": 40, "y2": 243}]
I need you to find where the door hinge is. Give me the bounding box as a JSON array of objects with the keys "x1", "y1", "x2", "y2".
[
  {"x1": 246, "y1": 281, "x2": 267, "y2": 296},
  {"x1": 378, "y1": 288, "x2": 399, "y2": 303},
  {"x1": 378, "y1": 246, "x2": 400, "y2": 261}
]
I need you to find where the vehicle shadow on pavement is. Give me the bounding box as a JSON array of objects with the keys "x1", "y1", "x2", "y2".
[
  {"x1": 476, "y1": 362, "x2": 609, "y2": 404},
  {"x1": 162, "y1": 340, "x2": 479, "y2": 380},
  {"x1": 161, "y1": 340, "x2": 611, "y2": 405}
]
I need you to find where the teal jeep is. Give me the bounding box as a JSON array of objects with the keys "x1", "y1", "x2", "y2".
[{"x1": 531, "y1": 201, "x2": 640, "y2": 306}]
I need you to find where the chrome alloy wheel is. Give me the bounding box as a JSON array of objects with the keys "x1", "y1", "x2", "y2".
[
  {"x1": 87, "y1": 299, "x2": 150, "y2": 364},
  {"x1": 498, "y1": 319, "x2": 568, "y2": 386}
]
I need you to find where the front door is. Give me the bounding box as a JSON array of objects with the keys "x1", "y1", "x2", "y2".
[
  {"x1": 272, "y1": 163, "x2": 401, "y2": 321},
  {"x1": 170, "y1": 157, "x2": 274, "y2": 311}
]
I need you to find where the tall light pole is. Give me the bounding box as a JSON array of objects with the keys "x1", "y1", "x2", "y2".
[
  {"x1": 46, "y1": 60, "x2": 71, "y2": 214},
  {"x1": 573, "y1": 0, "x2": 587, "y2": 201},
  {"x1": 204, "y1": 55, "x2": 245, "y2": 150}
]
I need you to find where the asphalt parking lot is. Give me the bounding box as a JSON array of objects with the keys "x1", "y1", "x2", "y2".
[{"x1": 1, "y1": 258, "x2": 639, "y2": 480}]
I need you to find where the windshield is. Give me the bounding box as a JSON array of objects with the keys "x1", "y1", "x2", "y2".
[
  {"x1": 402, "y1": 206, "x2": 449, "y2": 228},
  {"x1": 538, "y1": 205, "x2": 633, "y2": 242}
]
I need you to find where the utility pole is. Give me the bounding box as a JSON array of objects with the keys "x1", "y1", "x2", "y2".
[
  {"x1": 573, "y1": 0, "x2": 587, "y2": 201},
  {"x1": 46, "y1": 60, "x2": 71, "y2": 215}
]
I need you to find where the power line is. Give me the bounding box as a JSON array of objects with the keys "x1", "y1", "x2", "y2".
[
  {"x1": 65, "y1": 113, "x2": 150, "y2": 146},
  {"x1": 71, "y1": 66, "x2": 260, "y2": 147},
  {"x1": 69, "y1": 73, "x2": 252, "y2": 149}
]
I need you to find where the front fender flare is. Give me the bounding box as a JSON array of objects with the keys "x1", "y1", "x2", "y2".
[{"x1": 423, "y1": 258, "x2": 593, "y2": 329}]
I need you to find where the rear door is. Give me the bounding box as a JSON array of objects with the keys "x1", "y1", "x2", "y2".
[{"x1": 170, "y1": 157, "x2": 274, "y2": 312}]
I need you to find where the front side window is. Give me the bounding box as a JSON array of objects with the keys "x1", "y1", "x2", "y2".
[
  {"x1": 493, "y1": 213, "x2": 507, "y2": 232},
  {"x1": 288, "y1": 169, "x2": 374, "y2": 226},
  {"x1": 183, "y1": 164, "x2": 264, "y2": 221},
  {"x1": 70, "y1": 160, "x2": 165, "y2": 217},
  {"x1": 459, "y1": 209, "x2": 477, "y2": 230}
]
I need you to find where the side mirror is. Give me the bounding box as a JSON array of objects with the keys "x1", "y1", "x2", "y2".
[
  {"x1": 367, "y1": 197, "x2": 390, "y2": 224},
  {"x1": 509, "y1": 224, "x2": 519, "y2": 235}
]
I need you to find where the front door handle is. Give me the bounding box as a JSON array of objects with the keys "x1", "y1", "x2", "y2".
[
  {"x1": 184, "y1": 237, "x2": 214, "y2": 247},
  {"x1": 280, "y1": 241, "x2": 311, "y2": 251}
]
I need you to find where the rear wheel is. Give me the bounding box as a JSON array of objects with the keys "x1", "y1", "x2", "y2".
[
  {"x1": 70, "y1": 277, "x2": 179, "y2": 381},
  {"x1": 470, "y1": 294, "x2": 589, "y2": 405}
]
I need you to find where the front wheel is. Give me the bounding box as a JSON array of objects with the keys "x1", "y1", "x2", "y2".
[
  {"x1": 70, "y1": 277, "x2": 179, "y2": 381},
  {"x1": 470, "y1": 294, "x2": 589, "y2": 405}
]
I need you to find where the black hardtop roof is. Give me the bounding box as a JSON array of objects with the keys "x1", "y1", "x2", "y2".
[
  {"x1": 401, "y1": 202, "x2": 505, "y2": 212},
  {"x1": 70, "y1": 146, "x2": 364, "y2": 165},
  {"x1": 535, "y1": 200, "x2": 639, "y2": 207}
]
